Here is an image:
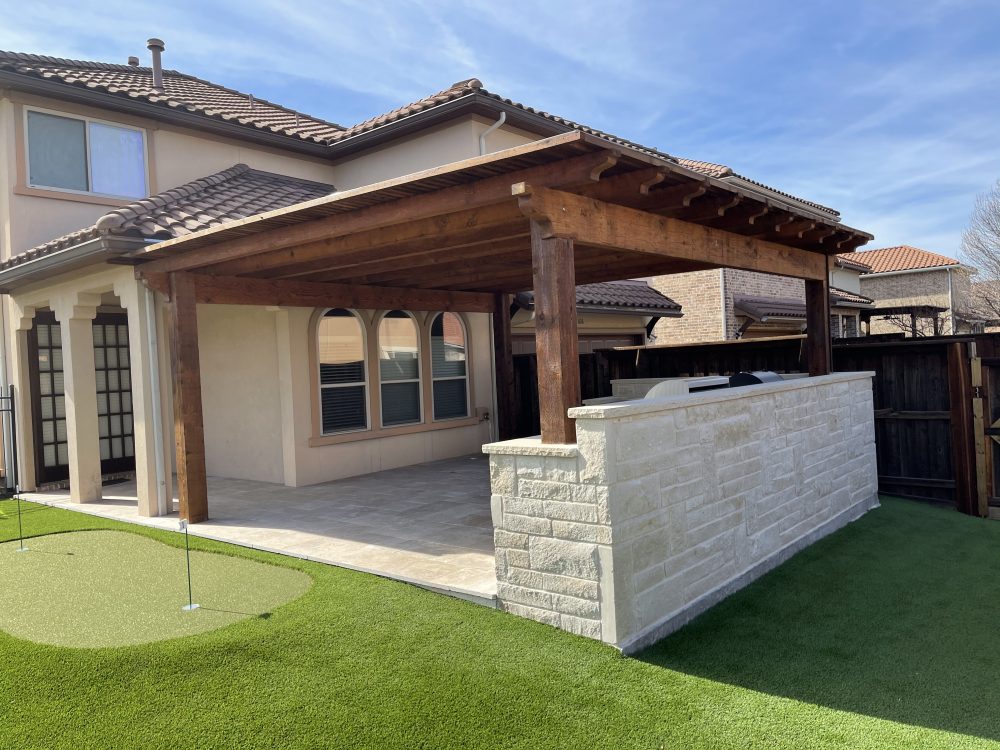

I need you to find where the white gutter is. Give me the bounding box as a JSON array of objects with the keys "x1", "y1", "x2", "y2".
[
  {"x1": 860, "y1": 264, "x2": 960, "y2": 280},
  {"x1": 144, "y1": 286, "x2": 168, "y2": 515},
  {"x1": 479, "y1": 111, "x2": 507, "y2": 155},
  {"x1": 948, "y1": 267, "x2": 956, "y2": 335}
]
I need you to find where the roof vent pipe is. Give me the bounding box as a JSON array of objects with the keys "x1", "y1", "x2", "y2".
[
  {"x1": 128, "y1": 56, "x2": 140, "y2": 67},
  {"x1": 147, "y1": 38, "x2": 165, "y2": 92},
  {"x1": 479, "y1": 111, "x2": 506, "y2": 155}
]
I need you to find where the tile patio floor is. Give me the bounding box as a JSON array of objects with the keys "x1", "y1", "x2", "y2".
[{"x1": 24, "y1": 454, "x2": 498, "y2": 603}]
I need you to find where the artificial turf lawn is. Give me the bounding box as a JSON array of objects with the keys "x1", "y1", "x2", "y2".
[
  {"x1": 0, "y1": 497, "x2": 998, "y2": 749},
  {"x1": 0, "y1": 529, "x2": 310, "y2": 647}
]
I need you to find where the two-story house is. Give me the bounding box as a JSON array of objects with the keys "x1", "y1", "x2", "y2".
[
  {"x1": 846, "y1": 245, "x2": 984, "y2": 336},
  {"x1": 0, "y1": 39, "x2": 871, "y2": 526}
]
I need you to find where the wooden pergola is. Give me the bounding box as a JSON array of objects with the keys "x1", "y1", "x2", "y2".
[{"x1": 124, "y1": 132, "x2": 871, "y2": 522}]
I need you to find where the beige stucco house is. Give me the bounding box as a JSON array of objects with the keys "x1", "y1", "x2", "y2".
[
  {"x1": 0, "y1": 41, "x2": 879, "y2": 651},
  {"x1": 649, "y1": 255, "x2": 873, "y2": 343}
]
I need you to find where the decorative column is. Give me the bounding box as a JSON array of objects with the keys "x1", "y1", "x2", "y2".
[
  {"x1": 9, "y1": 303, "x2": 37, "y2": 491},
  {"x1": 115, "y1": 277, "x2": 164, "y2": 517},
  {"x1": 52, "y1": 294, "x2": 103, "y2": 503}
]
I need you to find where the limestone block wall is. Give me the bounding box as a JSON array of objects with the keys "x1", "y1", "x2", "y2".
[{"x1": 484, "y1": 372, "x2": 879, "y2": 652}]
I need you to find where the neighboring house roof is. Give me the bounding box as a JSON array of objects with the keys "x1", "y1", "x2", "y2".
[
  {"x1": 332, "y1": 78, "x2": 839, "y2": 218},
  {"x1": 517, "y1": 280, "x2": 682, "y2": 317},
  {"x1": 0, "y1": 51, "x2": 345, "y2": 144},
  {"x1": 843, "y1": 246, "x2": 960, "y2": 274},
  {"x1": 5, "y1": 165, "x2": 334, "y2": 271},
  {"x1": 734, "y1": 287, "x2": 873, "y2": 322},
  {"x1": 834, "y1": 254, "x2": 872, "y2": 273}
]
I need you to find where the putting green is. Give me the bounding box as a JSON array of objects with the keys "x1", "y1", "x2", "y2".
[{"x1": 0, "y1": 529, "x2": 311, "y2": 648}]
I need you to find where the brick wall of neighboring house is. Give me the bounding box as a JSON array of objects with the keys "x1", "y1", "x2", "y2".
[
  {"x1": 860, "y1": 269, "x2": 952, "y2": 336},
  {"x1": 649, "y1": 270, "x2": 723, "y2": 344},
  {"x1": 722, "y1": 270, "x2": 804, "y2": 339}
]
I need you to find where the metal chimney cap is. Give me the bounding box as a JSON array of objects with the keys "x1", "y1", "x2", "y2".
[
  {"x1": 127, "y1": 56, "x2": 140, "y2": 67},
  {"x1": 146, "y1": 38, "x2": 165, "y2": 52}
]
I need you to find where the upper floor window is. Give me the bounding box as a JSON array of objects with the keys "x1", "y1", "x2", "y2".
[
  {"x1": 318, "y1": 309, "x2": 368, "y2": 435},
  {"x1": 430, "y1": 312, "x2": 469, "y2": 420},
  {"x1": 26, "y1": 110, "x2": 147, "y2": 199},
  {"x1": 378, "y1": 311, "x2": 422, "y2": 427}
]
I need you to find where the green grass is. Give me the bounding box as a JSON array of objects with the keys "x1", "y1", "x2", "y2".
[
  {"x1": 0, "y1": 497, "x2": 998, "y2": 749},
  {"x1": 0, "y1": 530, "x2": 310, "y2": 647}
]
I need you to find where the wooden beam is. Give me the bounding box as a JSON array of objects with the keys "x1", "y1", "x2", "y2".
[
  {"x1": 168, "y1": 273, "x2": 209, "y2": 523},
  {"x1": 531, "y1": 222, "x2": 580, "y2": 444},
  {"x1": 804, "y1": 277, "x2": 832, "y2": 375},
  {"x1": 493, "y1": 293, "x2": 517, "y2": 441},
  {"x1": 134, "y1": 149, "x2": 619, "y2": 274},
  {"x1": 190, "y1": 274, "x2": 495, "y2": 312},
  {"x1": 514, "y1": 185, "x2": 828, "y2": 280},
  {"x1": 205, "y1": 203, "x2": 526, "y2": 278}
]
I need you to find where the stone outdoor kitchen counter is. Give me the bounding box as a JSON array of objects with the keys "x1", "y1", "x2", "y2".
[{"x1": 484, "y1": 372, "x2": 879, "y2": 652}]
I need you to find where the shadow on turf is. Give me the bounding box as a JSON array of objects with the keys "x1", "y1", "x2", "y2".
[{"x1": 636, "y1": 500, "x2": 1000, "y2": 742}]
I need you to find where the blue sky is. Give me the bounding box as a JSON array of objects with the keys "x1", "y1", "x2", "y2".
[{"x1": 2, "y1": 0, "x2": 999, "y2": 258}]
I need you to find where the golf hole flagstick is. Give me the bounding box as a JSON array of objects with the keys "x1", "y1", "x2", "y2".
[
  {"x1": 179, "y1": 519, "x2": 199, "y2": 611},
  {"x1": 14, "y1": 485, "x2": 27, "y2": 553}
]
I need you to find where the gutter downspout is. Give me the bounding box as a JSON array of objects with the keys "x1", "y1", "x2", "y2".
[
  {"x1": 948, "y1": 267, "x2": 956, "y2": 335},
  {"x1": 479, "y1": 111, "x2": 506, "y2": 155},
  {"x1": 144, "y1": 286, "x2": 168, "y2": 515}
]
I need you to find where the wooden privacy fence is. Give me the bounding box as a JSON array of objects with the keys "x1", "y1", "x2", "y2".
[{"x1": 512, "y1": 333, "x2": 1000, "y2": 517}]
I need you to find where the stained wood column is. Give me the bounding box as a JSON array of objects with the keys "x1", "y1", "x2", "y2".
[
  {"x1": 493, "y1": 293, "x2": 517, "y2": 441},
  {"x1": 804, "y1": 278, "x2": 832, "y2": 376},
  {"x1": 530, "y1": 221, "x2": 580, "y2": 443},
  {"x1": 168, "y1": 273, "x2": 208, "y2": 523}
]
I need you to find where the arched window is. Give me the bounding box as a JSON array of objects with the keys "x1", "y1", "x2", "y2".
[
  {"x1": 430, "y1": 312, "x2": 469, "y2": 420},
  {"x1": 378, "y1": 311, "x2": 422, "y2": 426},
  {"x1": 317, "y1": 309, "x2": 367, "y2": 434}
]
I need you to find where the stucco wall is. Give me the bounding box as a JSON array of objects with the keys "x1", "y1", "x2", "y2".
[
  {"x1": 0, "y1": 91, "x2": 338, "y2": 260},
  {"x1": 330, "y1": 116, "x2": 537, "y2": 191},
  {"x1": 195, "y1": 305, "x2": 495, "y2": 488},
  {"x1": 198, "y1": 305, "x2": 285, "y2": 484},
  {"x1": 484, "y1": 372, "x2": 879, "y2": 651}
]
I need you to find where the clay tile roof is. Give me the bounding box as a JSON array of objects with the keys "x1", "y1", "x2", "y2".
[
  {"x1": 574, "y1": 280, "x2": 682, "y2": 312},
  {"x1": 5, "y1": 165, "x2": 333, "y2": 271},
  {"x1": 733, "y1": 296, "x2": 806, "y2": 321},
  {"x1": 735, "y1": 288, "x2": 872, "y2": 321},
  {"x1": 843, "y1": 246, "x2": 960, "y2": 274},
  {"x1": 830, "y1": 287, "x2": 874, "y2": 307},
  {"x1": 520, "y1": 279, "x2": 681, "y2": 315},
  {"x1": 0, "y1": 51, "x2": 344, "y2": 143}
]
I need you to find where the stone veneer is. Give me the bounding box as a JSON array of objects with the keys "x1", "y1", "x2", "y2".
[{"x1": 483, "y1": 372, "x2": 879, "y2": 652}]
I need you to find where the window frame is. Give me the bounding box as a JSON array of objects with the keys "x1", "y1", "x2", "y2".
[
  {"x1": 23, "y1": 105, "x2": 150, "y2": 200},
  {"x1": 376, "y1": 310, "x2": 424, "y2": 428},
  {"x1": 428, "y1": 311, "x2": 471, "y2": 422},
  {"x1": 317, "y1": 308, "x2": 371, "y2": 437}
]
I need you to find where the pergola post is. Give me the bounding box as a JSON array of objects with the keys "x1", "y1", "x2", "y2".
[
  {"x1": 168, "y1": 272, "x2": 208, "y2": 523},
  {"x1": 804, "y1": 278, "x2": 832, "y2": 375},
  {"x1": 492, "y1": 292, "x2": 517, "y2": 441},
  {"x1": 530, "y1": 220, "x2": 580, "y2": 443}
]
